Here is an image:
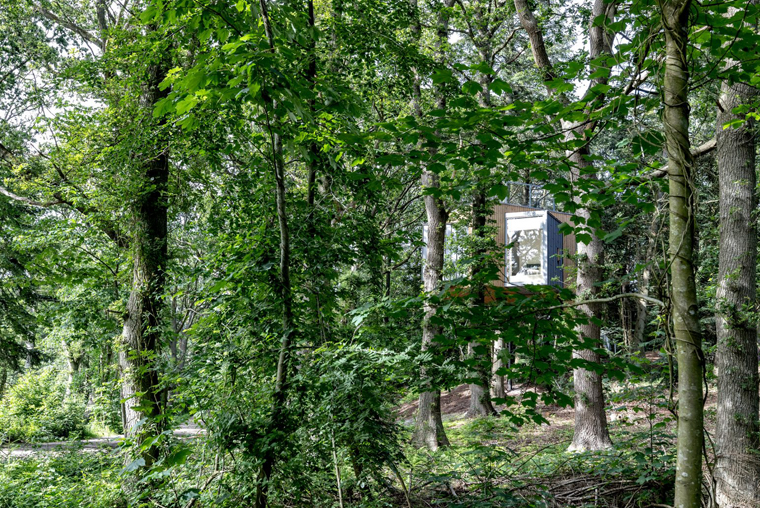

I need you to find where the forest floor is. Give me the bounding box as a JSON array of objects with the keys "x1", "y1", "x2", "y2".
[
  {"x1": 0, "y1": 423, "x2": 203, "y2": 458},
  {"x1": 391, "y1": 368, "x2": 721, "y2": 507}
]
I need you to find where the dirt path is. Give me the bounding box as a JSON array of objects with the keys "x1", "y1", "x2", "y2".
[{"x1": 1, "y1": 423, "x2": 203, "y2": 459}]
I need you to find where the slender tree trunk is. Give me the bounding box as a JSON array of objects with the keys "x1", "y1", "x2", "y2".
[
  {"x1": 714, "y1": 79, "x2": 760, "y2": 508},
  {"x1": 255, "y1": 2, "x2": 296, "y2": 506},
  {"x1": 461, "y1": 7, "x2": 504, "y2": 417},
  {"x1": 24, "y1": 338, "x2": 34, "y2": 369},
  {"x1": 491, "y1": 337, "x2": 507, "y2": 399},
  {"x1": 634, "y1": 202, "x2": 661, "y2": 351},
  {"x1": 0, "y1": 367, "x2": 6, "y2": 399},
  {"x1": 660, "y1": 1, "x2": 703, "y2": 506},
  {"x1": 65, "y1": 354, "x2": 81, "y2": 399},
  {"x1": 119, "y1": 48, "x2": 170, "y2": 468}
]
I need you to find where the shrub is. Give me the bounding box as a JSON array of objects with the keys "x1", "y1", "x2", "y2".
[
  {"x1": 0, "y1": 368, "x2": 87, "y2": 443},
  {"x1": 0, "y1": 450, "x2": 124, "y2": 508}
]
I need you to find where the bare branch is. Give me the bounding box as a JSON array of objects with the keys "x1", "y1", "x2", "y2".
[
  {"x1": 0, "y1": 186, "x2": 66, "y2": 207},
  {"x1": 643, "y1": 137, "x2": 717, "y2": 180},
  {"x1": 540, "y1": 292, "x2": 665, "y2": 313},
  {"x1": 34, "y1": 5, "x2": 99, "y2": 46}
]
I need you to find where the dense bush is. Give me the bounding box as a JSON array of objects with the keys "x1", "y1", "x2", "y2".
[
  {"x1": 0, "y1": 451, "x2": 124, "y2": 508},
  {"x1": 0, "y1": 369, "x2": 87, "y2": 443}
]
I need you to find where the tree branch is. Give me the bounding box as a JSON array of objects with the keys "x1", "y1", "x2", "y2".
[
  {"x1": 642, "y1": 137, "x2": 716, "y2": 180},
  {"x1": 34, "y1": 5, "x2": 99, "y2": 46},
  {"x1": 0, "y1": 186, "x2": 66, "y2": 207},
  {"x1": 541, "y1": 292, "x2": 665, "y2": 313}
]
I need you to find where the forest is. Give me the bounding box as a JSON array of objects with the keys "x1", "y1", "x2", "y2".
[{"x1": 1, "y1": 0, "x2": 759, "y2": 506}]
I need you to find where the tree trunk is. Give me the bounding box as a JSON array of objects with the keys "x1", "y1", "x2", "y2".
[
  {"x1": 0, "y1": 368, "x2": 6, "y2": 400},
  {"x1": 255, "y1": 2, "x2": 296, "y2": 506},
  {"x1": 565, "y1": 0, "x2": 616, "y2": 453},
  {"x1": 491, "y1": 337, "x2": 507, "y2": 399},
  {"x1": 65, "y1": 354, "x2": 81, "y2": 399},
  {"x1": 514, "y1": 0, "x2": 614, "y2": 452},
  {"x1": 660, "y1": 2, "x2": 703, "y2": 506},
  {"x1": 409, "y1": 0, "x2": 454, "y2": 450},
  {"x1": 466, "y1": 188, "x2": 498, "y2": 418},
  {"x1": 634, "y1": 203, "x2": 661, "y2": 352},
  {"x1": 119, "y1": 50, "x2": 170, "y2": 468},
  {"x1": 412, "y1": 167, "x2": 451, "y2": 449},
  {"x1": 567, "y1": 153, "x2": 613, "y2": 451},
  {"x1": 714, "y1": 79, "x2": 760, "y2": 508}
]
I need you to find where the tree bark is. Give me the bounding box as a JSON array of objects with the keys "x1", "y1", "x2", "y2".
[
  {"x1": 460, "y1": 0, "x2": 507, "y2": 418},
  {"x1": 254, "y1": 2, "x2": 296, "y2": 506},
  {"x1": 119, "y1": 48, "x2": 170, "y2": 468},
  {"x1": 466, "y1": 188, "x2": 498, "y2": 418},
  {"x1": 634, "y1": 199, "x2": 661, "y2": 352},
  {"x1": 659, "y1": 1, "x2": 703, "y2": 505},
  {"x1": 714, "y1": 79, "x2": 760, "y2": 508},
  {"x1": 412, "y1": 165, "x2": 451, "y2": 449},
  {"x1": 409, "y1": 0, "x2": 454, "y2": 450},
  {"x1": 515, "y1": 0, "x2": 614, "y2": 452},
  {"x1": 0, "y1": 367, "x2": 6, "y2": 400},
  {"x1": 566, "y1": 147, "x2": 613, "y2": 451},
  {"x1": 65, "y1": 352, "x2": 81, "y2": 399},
  {"x1": 491, "y1": 336, "x2": 507, "y2": 399}
]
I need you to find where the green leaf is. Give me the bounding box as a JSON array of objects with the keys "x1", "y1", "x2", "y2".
[
  {"x1": 123, "y1": 457, "x2": 145, "y2": 473},
  {"x1": 175, "y1": 96, "x2": 199, "y2": 115},
  {"x1": 140, "y1": 6, "x2": 158, "y2": 23},
  {"x1": 489, "y1": 78, "x2": 512, "y2": 95},
  {"x1": 431, "y1": 69, "x2": 453, "y2": 84},
  {"x1": 166, "y1": 447, "x2": 193, "y2": 467},
  {"x1": 471, "y1": 62, "x2": 495, "y2": 75},
  {"x1": 462, "y1": 81, "x2": 483, "y2": 95}
]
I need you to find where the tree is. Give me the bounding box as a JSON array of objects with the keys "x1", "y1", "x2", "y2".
[
  {"x1": 410, "y1": 0, "x2": 455, "y2": 450},
  {"x1": 514, "y1": 0, "x2": 614, "y2": 451},
  {"x1": 657, "y1": 0, "x2": 703, "y2": 505},
  {"x1": 714, "y1": 75, "x2": 760, "y2": 508}
]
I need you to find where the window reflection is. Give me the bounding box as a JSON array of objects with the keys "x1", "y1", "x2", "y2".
[{"x1": 507, "y1": 216, "x2": 544, "y2": 285}]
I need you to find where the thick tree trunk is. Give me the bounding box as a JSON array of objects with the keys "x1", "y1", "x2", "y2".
[
  {"x1": 515, "y1": 0, "x2": 614, "y2": 451},
  {"x1": 466, "y1": 188, "x2": 498, "y2": 418},
  {"x1": 409, "y1": 0, "x2": 454, "y2": 450},
  {"x1": 660, "y1": 2, "x2": 703, "y2": 506},
  {"x1": 714, "y1": 80, "x2": 760, "y2": 508},
  {"x1": 466, "y1": 340, "x2": 498, "y2": 418},
  {"x1": 119, "y1": 52, "x2": 170, "y2": 468},
  {"x1": 412, "y1": 168, "x2": 451, "y2": 449},
  {"x1": 567, "y1": 152, "x2": 613, "y2": 451},
  {"x1": 566, "y1": 0, "x2": 616, "y2": 453}
]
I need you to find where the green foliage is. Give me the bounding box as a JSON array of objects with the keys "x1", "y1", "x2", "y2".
[
  {"x1": 0, "y1": 369, "x2": 86, "y2": 443},
  {"x1": 0, "y1": 452, "x2": 124, "y2": 508}
]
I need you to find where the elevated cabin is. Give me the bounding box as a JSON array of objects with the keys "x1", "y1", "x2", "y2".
[
  {"x1": 422, "y1": 189, "x2": 576, "y2": 290},
  {"x1": 494, "y1": 204, "x2": 575, "y2": 289}
]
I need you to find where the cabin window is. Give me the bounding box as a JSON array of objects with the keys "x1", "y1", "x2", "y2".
[{"x1": 506, "y1": 216, "x2": 545, "y2": 285}]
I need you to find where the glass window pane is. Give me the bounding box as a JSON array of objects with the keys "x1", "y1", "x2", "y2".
[{"x1": 506, "y1": 216, "x2": 544, "y2": 285}]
